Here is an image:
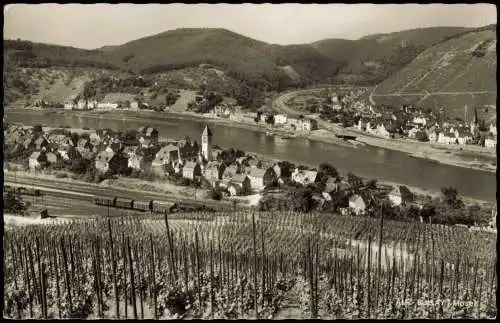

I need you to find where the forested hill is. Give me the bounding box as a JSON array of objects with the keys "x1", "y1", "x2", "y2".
[{"x1": 4, "y1": 25, "x2": 494, "y2": 101}]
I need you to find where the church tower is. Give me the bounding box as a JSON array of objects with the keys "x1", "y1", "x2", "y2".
[
  {"x1": 201, "y1": 125, "x2": 213, "y2": 161},
  {"x1": 470, "y1": 107, "x2": 479, "y2": 134}
]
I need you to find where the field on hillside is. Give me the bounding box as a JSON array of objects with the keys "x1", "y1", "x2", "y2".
[
  {"x1": 372, "y1": 29, "x2": 496, "y2": 121},
  {"x1": 3, "y1": 68, "x2": 127, "y2": 107},
  {"x1": 3, "y1": 211, "x2": 496, "y2": 319}
]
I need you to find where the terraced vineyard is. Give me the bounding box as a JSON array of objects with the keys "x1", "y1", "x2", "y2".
[
  {"x1": 372, "y1": 27, "x2": 496, "y2": 122},
  {"x1": 3, "y1": 211, "x2": 497, "y2": 319}
]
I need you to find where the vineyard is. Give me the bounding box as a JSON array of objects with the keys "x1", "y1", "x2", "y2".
[{"x1": 3, "y1": 211, "x2": 497, "y2": 319}]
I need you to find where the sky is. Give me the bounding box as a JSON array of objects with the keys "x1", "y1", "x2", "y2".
[{"x1": 4, "y1": 3, "x2": 497, "y2": 49}]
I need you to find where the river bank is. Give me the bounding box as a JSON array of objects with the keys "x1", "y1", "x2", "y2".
[
  {"x1": 5, "y1": 108, "x2": 496, "y2": 202},
  {"x1": 10, "y1": 108, "x2": 495, "y2": 172}
]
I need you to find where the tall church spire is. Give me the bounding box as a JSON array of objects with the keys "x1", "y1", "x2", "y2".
[{"x1": 201, "y1": 125, "x2": 213, "y2": 161}]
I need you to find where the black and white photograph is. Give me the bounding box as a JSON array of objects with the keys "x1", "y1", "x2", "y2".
[{"x1": 2, "y1": 3, "x2": 497, "y2": 319}]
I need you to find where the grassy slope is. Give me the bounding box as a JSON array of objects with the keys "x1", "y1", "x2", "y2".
[
  {"x1": 372, "y1": 26, "x2": 496, "y2": 121},
  {"x1": 3, "y1": 67, "x2": 131, "y2": 107}
]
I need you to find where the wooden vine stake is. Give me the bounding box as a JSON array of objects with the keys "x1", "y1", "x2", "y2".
[{"x1": 107, "y1": 218, "x2": 119, "y2": 318}]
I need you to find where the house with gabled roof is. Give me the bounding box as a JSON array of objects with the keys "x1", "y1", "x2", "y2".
[
  {"x1": 437, "y1": 129, "x2": 457, "y2": 145},
  {"x1": 203, "y1": 161, "x2": 225, "y2": 183},
  {"x1": 138, "y1": 126, "x2": 159, "y2": 148},
  {"x1": 58, "y1": 146, "x2": 81, "y2": 161},
  {"x1": 29, "y1": 151, "x2": 48, "y2": 170},
  {"x1": 348, "y1": 194, "x2": 367, "y2": 215},
  {"x1": 151, "y1": 144, "x2": 179, "y2": 176},
  {"x1": 182, "y1": 161, "x2": 202, "y2": 180},
  {"x1": 34, "y1": 136, "x2": 50, "y2": 151},
  {"x1": 247, "y1": 167, "x2": 277, "y2": 191},
  {"x1": 95, "y1": 150, "x2": 127, "y2": 174},
  {"x1": 128, "y1": 151, "x2": 153, "y2": 172},
  {"x1": 228, "y1": 174, "x2": 251, "y2": 196},
  {"x1": 46, "y1": 152, "x2": 60, "y2": 165},
  {"x1": 485, "y1": 134, "x2": 496, "y2": 148},
  {"x1": 23, "y1": 136, "x2": 36, "y2": 150},
  {"x1": 77, "y1": 138, "x2": 93, "y2": 154},
  {"x1": 489, "y1": 123, "x2": 497, "y2": 136},
  {"x1": 48, "y1": 134, "x2": 73, "y2": 148},
  {"x1": 455, "y1": 129, "x2": 473, "y2": 145},
  {"x1": 222, "y1": 163, "x2": 239, "y2": 180},
  {"x1": 322, "y1": 176, "x2": 341, "y2": 201},
  {"x1": 292, "y1": 169, "x2": 318, "y2": 186},
  {"x1": 388, "y1": 185, "x2": 414, "y2": 206}
]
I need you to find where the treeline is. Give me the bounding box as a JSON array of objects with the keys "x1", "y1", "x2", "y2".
[
  {"x1": 8, "y1": 51, "x2": 119, "y2": 70},
  {"x1": 82, "y1": 76, "x2": 153, "y2": 99},
  {"x1": 140, "y1": 59, "x2": 229, "y2": 74},
  {"x1": 339, "y1": 43, "x2": 427, "y2": 86}
]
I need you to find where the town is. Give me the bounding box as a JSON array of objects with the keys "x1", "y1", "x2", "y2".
[
  {"x1": 33, "y1": 83, "x2": 497, "y2": 150},
  {"x1": 4, "y1": 122, "x2": 495, "y2": 228}
]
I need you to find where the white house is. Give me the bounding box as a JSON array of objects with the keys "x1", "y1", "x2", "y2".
[
  {"x1": 348, "y1": 195, "x2": 367, "y2": 215},
  {"x1": 97, "y1": 102, "x2": 119, "y2": 110},
  {"x1": 247, "y1": 168, "x2": 267, "y2": 191},
  {"x1": 388, "y1": 186, "x2": 414, "y2": 206},
  {"x1": 292, "y1": 169, "x2": 317, "y2": 186},
  {"x1": 437, "y1": 131, "x2": 456, "y2": 145},
  {"x1": 300, "y1": 119, "x2": 318, "y2": 132},
  {"x1": 130, "y1": 102, "x2": 139, "y2": 110},
  {"x1": 29, "y1": 151, "x2": 48, "y2": 170},
  {"x1": 376, "y1": 123, "x2": 391, "y2": 139},
  {"x1": 332, "y1": 104, "x2": 343, "y2": 111},
  {"x1": 412, "y1": 116, "x2": 428, "y2": 127},
  {"x1": 331, "y1": 94, "x2": 339, "y2": 103},
  {"x1": 485, "y1": 135, "x2": 496, "y2": 148},
  {"x1": 408, "y1": 127, "x2": 419, "y2": 139},
  {"x1": 275, "y1": 114, "x2": 288, "y2": 125},
  {"x1": 490, "y1": 123, "x2": 497, "y2": 136},
  {"x1": 76, "y1": 100, "x2": 87, "y2": 110},
  {"x1": 64, "y1": 102, "x2": 74, "y2": 110},
  {"x1": 87, "y1": 100, "x2": 98, "y2": 110},
  {"x1": 456, "y1": 130, "x2": 473, "y2": 145}
]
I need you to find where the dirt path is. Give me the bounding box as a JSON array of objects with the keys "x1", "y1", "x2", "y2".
[{"x1": 273, "y1": 285, "x2": 304, "y2": 319}]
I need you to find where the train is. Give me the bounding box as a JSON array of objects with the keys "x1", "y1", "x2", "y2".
[
  {"x1": 4, "y1": 185, "x2": 42, "y2": 197},
  {"x1": 92, "y1": 196, "x2": 216, "y2": 214}
]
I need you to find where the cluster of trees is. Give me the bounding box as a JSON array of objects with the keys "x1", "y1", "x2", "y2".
[
  {"x1": 472, "y1": 39, "x2": 493, "y2": 58},
  {"x1": 235, "y1": 82, "x2": 265, "y2": 111},
  {"x1": 82, "y1": 76, "x2": 152, "y2": 100},
  {"x1": 216, "y1": 148, "x2": 246, "y2": 166},
  {"x1": 165, "y1": 91, "x2": 180, "y2": 106},
  {"x1": 320, "y1": 109, "x2": 359, "y2": 127},
  {"x1": 4, "y1": 191, "x2": 29, "y2": 215},
  {"x1": 257, "y1": 161, "x2": 492, "y2": 227},
  {"x1": 254, "y1": 111, "x2": 275, "y2": 125},
  {"x1": 187, "y1": 90, "x2": 224, "y2": 113},
  {"x1": 141, "y1": 59, "x2": 228, "y2": 75}
]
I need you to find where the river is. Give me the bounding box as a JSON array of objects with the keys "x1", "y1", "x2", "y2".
[{"x1": 5, "y1": 110, "x2": 497, "y2": 202}]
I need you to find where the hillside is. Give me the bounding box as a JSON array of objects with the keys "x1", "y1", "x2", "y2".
[
  {"x1": 371, "y1": 25, "x2": 497, "y2": 122},
  {"x1": 312, "y1": 26, "x2": 472, "y2": 85},
  {"x1": 3, "y1": 39, "x2": 117, "y2": 70},
  {"x1": 4, "y1": 25, "x2": 496, "y2": 111},
  {"x1": 2, "y1": 67, "x2": 122, "y2": 107},
  {"x1": 90, "y1": 28, "x2": 345, "y2": 90}
]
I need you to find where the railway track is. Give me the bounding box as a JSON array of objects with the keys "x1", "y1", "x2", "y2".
[{"x1": 4, "y1": 175, "x2": 236, "y2": 212}]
